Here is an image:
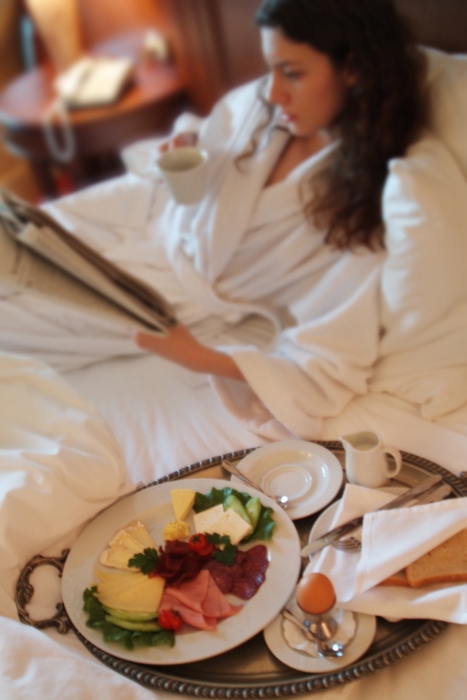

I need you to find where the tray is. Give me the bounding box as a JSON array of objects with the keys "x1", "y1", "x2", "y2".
[{"x1": 17, "y1": 441, "x2": 467, "y2": 696}]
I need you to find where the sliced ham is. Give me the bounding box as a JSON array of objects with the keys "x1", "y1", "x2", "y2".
[
  {"x1": 203, "y1": 574, "x2": 242, "y2": 618},
  {"x1": 165, "y1": 568, "x2": 210, "y2": 613},
  {"x1": 160, "y1": 570, "x2": 242, "y2": 630},
  {"x1": 159, "y1": 592, "x2": 216, "y2": 630}
]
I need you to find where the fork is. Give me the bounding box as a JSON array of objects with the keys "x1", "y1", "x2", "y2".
[
  {"x1": 330, "y1": 481, "x2": 453, "y2": 553},
  {"x1": 332, "y1": 535, "x2": 362, "y2": 552}
]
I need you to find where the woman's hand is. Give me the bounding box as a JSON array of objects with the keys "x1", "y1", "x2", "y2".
[
  {"x1": 133, "y1": 324, "x2": 245, "y2": 381},
  {"x1": 158, "y1": 132, "x2": 198, "y2": 153}
]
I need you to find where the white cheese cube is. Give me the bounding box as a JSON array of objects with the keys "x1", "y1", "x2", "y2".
[
  {"x1": 193, "y1": 504, "x2": 225, "y2": 533},
  {"x1": 202, "y1": 508, "x2": 253, "y2": 546}
]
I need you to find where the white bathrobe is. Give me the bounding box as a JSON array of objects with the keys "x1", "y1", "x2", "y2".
[{"x1": 1, "y1": 78, "x2": 466, "y2": 448}]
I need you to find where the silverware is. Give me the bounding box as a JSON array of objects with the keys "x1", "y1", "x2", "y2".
[
  {"x1": 330, "y1": 481, "x2": 452, "y2": 553},
  {"x1": 331, "y1": 536, "x2": 363, "y2": 553},
  {"x1": 221, "y1": 459, "x2": 289, "y2": 509},
  {"x1": 301, "y1": 474, "x2": 443, "y2": 557},
  {"x1": 282, "y1": 609, "x2": 344, "y2": 658}
]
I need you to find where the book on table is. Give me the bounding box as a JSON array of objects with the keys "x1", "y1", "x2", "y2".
[{"x1": 0, "y1": 187, "x2": 176, "y2": 334}]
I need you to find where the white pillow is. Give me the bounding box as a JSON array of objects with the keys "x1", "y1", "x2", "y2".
[
  {"x1": 424, "y1": 46, "x2": 467, "y2": 181},
  {"x1": 0, "y1": 352, "x2": 133, "y2": 612},
  {"x1": 372, "y1": 133, "x2": 467, "y2": 420}
]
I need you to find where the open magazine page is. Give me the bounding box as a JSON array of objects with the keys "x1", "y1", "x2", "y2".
[
  {"x1": 0, "y1": 188, "x2": 177, "y2": 334},
  {"x1": 0, "y1": 223, "x2": 169, "y2": 332}
]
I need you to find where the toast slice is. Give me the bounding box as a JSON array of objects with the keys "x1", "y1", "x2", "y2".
[
  {"x1": 406, "y1": 528, "x2": 467, "y2": 588},
  {"x1": 378, "y1": 569, "x2": 410, "y2": 587}
]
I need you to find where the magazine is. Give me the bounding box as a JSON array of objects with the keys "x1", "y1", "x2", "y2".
[{"x1": 0, "y1": 188, "x2": 176, "y2": 334}]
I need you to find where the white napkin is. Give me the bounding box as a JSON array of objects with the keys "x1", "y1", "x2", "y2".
[{"x1": 305, "y1": 484, "x2": 467, "y2": 623}]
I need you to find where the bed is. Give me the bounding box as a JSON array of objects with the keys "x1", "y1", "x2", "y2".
[{"x1": 1, "y1": 0, "x2": 467, "y2": 698}]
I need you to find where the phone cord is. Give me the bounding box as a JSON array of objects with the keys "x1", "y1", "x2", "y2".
[{"x1": 41, "y1": 97, "x2": 76, "y2": 163}]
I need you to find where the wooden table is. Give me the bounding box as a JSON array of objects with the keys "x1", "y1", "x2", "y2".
[{"x1": 0, "y1": 31, "x2": 189, "y2": 197}]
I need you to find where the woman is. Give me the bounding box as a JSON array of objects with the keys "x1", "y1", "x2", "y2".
[{"x1": 128, "y1": 0, "x2": 429, "y2": 436}]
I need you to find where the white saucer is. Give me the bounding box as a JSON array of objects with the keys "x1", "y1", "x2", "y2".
[
  {"x1": 263, "y1": 601, "x2": 376, "y2": 673},
  {"x1": 232, "y1": 440, "x2": 343, "y2": 520}
]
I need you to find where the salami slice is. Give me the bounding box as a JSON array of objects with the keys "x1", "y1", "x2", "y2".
[
  {"x1": 204, "y1": 559, "x2": 235, "y2": 594},
  {"x1": 202, "y1": 545, "x2": 269, "y2": 600}
]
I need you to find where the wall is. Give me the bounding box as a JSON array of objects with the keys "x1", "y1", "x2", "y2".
[
  {"x1": 76, "y1": 0, "x2": 170, "y2": 46},
  {"x1": 0, "y1": 0, "x2": 39, "y2": 200}
]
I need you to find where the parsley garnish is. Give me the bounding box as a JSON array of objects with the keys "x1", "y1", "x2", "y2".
[
  {"x1": 205, "y1": 533, "x2": 238, "y2": 566},
  {"x1": 128, "y1": 547, "x2": 159, "y2": 575}
]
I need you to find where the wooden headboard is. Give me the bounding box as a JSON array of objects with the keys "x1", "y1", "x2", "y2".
[{"x1": 160, "y1": 0, "x2": 467, "y2": 115}]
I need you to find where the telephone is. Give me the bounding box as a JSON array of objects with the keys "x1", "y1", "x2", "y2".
[{"x1": 54, "y1": 56, "x2": 135, "y2": 108}]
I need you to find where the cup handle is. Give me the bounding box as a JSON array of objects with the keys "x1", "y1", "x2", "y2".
[{"x1": 383, "y1": 447, "x2": 402, "y2": 477}]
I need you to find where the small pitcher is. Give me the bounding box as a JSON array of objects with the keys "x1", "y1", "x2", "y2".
[{"x1": 340, "y1": 431, "x2": 402, "y2": 488}]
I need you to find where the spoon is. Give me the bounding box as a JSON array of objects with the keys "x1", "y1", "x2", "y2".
[
  {"x1": 282, "y1": 609, "x2": 344, "y2": 658},
  {"x1": 221, "y1": 460, "x2": 289, "y2": 510}
]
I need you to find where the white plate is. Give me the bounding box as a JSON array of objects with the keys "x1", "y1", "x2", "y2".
[
  {"x1": 62, "y1": 478, "x2": 301, "y2": 665},
  {"x1": 309, "y1": 485, "x2": 408, "y2": 544},
  {"x1": 263, "y1": 593, "x2": 376, "y2": 672},
  {"x1": 233, "y1": 441, "x2": 343, "y2": 519}
]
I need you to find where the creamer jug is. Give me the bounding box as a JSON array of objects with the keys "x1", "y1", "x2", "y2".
[{"x1": 340, "y1": 431, "x2": 402, "y2": 487}]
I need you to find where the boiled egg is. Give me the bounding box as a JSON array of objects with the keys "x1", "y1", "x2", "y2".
[{"x1": 296, "y1": 573, "x2": 336, "y2": 615}]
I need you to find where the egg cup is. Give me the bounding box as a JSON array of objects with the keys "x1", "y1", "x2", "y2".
[{"x1": 304, "y1": 609, "x2": 338, "y2": 643}]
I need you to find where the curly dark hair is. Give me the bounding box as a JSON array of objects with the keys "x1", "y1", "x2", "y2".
[{"x1": 255, "y1": 0, "x2": 429, "y2": 249}]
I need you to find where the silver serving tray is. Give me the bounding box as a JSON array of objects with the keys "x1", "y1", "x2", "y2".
[{"x1": 17, "y1": 441, "x2": 467, "y2": 696}]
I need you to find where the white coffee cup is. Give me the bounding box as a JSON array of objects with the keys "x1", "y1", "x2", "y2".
[
  {"x1": 156, "y1": 146, "x2": 208, "y2": 205},
  {"x1": 340, "y1": 431, "x2": 402, "y2": 488}
]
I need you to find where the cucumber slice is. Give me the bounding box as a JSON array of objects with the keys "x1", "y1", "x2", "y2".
[
  {"x1": 102, "y1": 606, "x2": 157, "y2": 622},
  {"x1": 104, "y1": 615, "x2": 162, "y2": 632},
  {"x1": 223, "y1": 494, "x2": 252, "y2": 526},
  {"x1": 245, "y1": 496, "x2": 261, "y2": 530}
]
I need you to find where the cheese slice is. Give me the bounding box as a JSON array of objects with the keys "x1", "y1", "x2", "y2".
[
  {"x1": 124, "y1": 520, "x2": 156, "y2": 549},
  {"x1": 99, "y1": 548, "x2": 136, "y2": 570},
  {"x1": 96, "y1": 570, "x2": 144, "y2": 584},
  {"x1": 97, "y1": 575, "x2": 165, "y2": 613},
  {"x1": 201, "y1": 508, "x2": 253, "y2": 545},
  {"x1": 96, "y1": 572, "x2": 148, "y2": 596},
  {"x1": 170, "y1": 488, "x2": 196, "y2": 521},
  {"x1": 108, "y1": 529, "x2": 145, "y2": 553},
  {"x1": 193, "y1": 503, "x2": 225, "y2": 534}
]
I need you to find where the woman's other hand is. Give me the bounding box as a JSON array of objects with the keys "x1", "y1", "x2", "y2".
[
  {"x1": 158, "y1": 132, "x2": 198, "y2": 153},
  {"x1": 133, "y1": 324, "x2": 245, "y2": 381}
]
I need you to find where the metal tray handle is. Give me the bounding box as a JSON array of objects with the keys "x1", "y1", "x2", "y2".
[{"x1": 16, "y1": 549, "x2": 72, "y2": 634}]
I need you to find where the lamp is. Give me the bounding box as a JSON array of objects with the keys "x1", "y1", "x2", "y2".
[{"x1": 24, "y1": 0, "x2": 83, "y2": 73}]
